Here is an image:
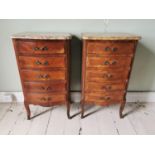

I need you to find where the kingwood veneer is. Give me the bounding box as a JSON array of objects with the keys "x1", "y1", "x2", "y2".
[
  {"x1": 12, "y1": 32, "x2": 71, "y2": 120},
  {"x1": 81, "y1": 33, "x2": 141, "y2": 118}
]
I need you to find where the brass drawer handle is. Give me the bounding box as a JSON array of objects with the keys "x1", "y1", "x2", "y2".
[
  {"x1": 103, "y1": 61, "x2": 109, "y2": 65},
  {"x1": 103, "y1": 74, "x2": 113, "y2": 78},
  {"x1": 41, "y1": 47, "x2": 48, "y2": 51},
  {"x1": 35, "y1": 60, "x2": 49, "y2": 66},
  {"x1": 41, "y1": 86, "x2": 52, "y2": 90},
  {"x1": 40, "y1": 97, "x2": 52, "y2": 101},
  {"x1": 104, "y1": 47, "x2": 118, "y2": 52},
  {"x1": 103, "y1": 61, "x2": 117, "y2": 65},
  {"x1": 37, "y1": 74, "x2": 50, "y2": 79},
  {"x1": 33, "y1": 47, "x2": 40, "y2": 51},
  {"x1": 104, "y1": 47, "x2": 110, "y2": 51},
  {"x1": 33, "y1": 46, "x2": 48, "y2": 51},
  {"x1": 44, "y1": 61, "x2": 49, "y2": 65},
  {"x1": 100, "y1": 96, "x2": 111, "y2": 100},
  {"x1": 111, "y1": 61, "x2": 117, "y2": 65},
  {"x1": 102, "y1": 85, "x2": 112, "y2": 90},
  {"x1": 112, "y1": 47, "x2": 118, "y2": 52},
  {"x1": 35, "y1": 60, "x2": 42, "y2": 65}
]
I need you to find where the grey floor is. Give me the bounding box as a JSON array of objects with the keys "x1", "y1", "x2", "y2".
[{"x1": 0, "y1": 101, "x2": 155, "y2": 135}]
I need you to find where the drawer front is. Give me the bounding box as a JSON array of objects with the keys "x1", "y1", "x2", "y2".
[
  {"x1": 21, "y1": 70, "x2": 66, "y2": 82},
  {"x1": 85, "y1": 92, "x2": 124, "y2": 105},
  {"x1": 87, "y1": 56, "x2": 132, "y2": 68},
  {"x1": 16, "y1": 40, "x2": 65, "y2": 55},
  {"x1": 19, "y1": 56, "x2": 66, "y2": 69},
  {"x1": 25, "y1": 93, "x2": 67, "y2": 106},
  {"x1": 86, "y1": 69, "x2": 129, "y2": 83},
  {"x1": 87, "y1": 41, "x2": 135, "y2": 55},
  {"x1": 85, "y1": 82, "x2": 126, "y2": 92},
  {"x1": 24, "y1": 81, "x2": 67, "y2": 93}
]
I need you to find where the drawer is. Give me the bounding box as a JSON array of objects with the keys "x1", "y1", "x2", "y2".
[
  {"x1": 21, "y1": 70, "x2": 66, "y2": 82},
  {"x1": 87, "y1": 56, "x2": 132, "y2": 68},
  {"x1": 85, "y1": 92, "x2": 124, "y2": 105},
  {"x1": 19, "y1": 56, "x2": 66, "y2": 69},
  {"x1": 25, "y1": 93, "x2": 67, "y2": 106},
  {"x1": 87, "y1": 41, "x2": 135, "y2": 56},
  {"x1": 16, "y1": 40, "x2": 65, "y2": 55},
  {"x1": 85, "y1": 82, "x2": 126, "y2": 92},
  {"x1": 86, "y1": 69, "x2": 129, "y2": 83},
  {"x1": 24, "y1": 81, "x2": 67, "y2": 93}
]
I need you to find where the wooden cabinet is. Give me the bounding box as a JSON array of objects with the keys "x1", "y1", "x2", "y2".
[
  {"x1": 81, "y1": 33, "x2": 141, "y2": 118},
  {"x1": 12, "y1": 32, "x2": 71, "y2": 120}
]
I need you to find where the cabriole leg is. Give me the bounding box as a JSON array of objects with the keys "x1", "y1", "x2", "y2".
[
  {"x1": 81, "y1": 101, "x2": 84, "y2": 119},
  {"x1": 67, "y1": 102, "x2": 71, "y2": 119},
  {"x1": 24, "y1": 102, "x2": 31, "y2": 120},
  {"x1": 119, "y1": 100, "x2": 126, "y2": 119}
]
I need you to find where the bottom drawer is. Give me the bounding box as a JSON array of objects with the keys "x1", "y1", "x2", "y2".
[
  {"x1": 84, "y1": 92, "x2": 125, "y2": 105},
  {"x1": 25, "y1": 93, "x2": 67, "y2": 106}
]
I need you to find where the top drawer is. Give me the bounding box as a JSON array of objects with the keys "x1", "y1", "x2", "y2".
[
  {"x1": 15, "y1": 40, "x2": 66, "y2": 55},
  {"x1": 87, "y1": 41, "x2": 135, "y2": 56}
]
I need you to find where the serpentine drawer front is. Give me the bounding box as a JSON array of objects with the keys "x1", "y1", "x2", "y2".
[
  {"x1": 81, "y1": 33, "x2": 141, "y2": 119},
  {"x1": 12, "y1": 32, "x2": 71, "y2": 120}
]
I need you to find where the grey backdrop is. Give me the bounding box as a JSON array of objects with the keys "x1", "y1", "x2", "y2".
[{"x1": 0, "y1": 19, "x2": 155, "y2": 92}]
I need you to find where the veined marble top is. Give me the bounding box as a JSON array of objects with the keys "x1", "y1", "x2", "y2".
[
  {"x1": 12, "y1": 32, "x2": 72, "y2": 40},
  {"x1": 82, "y1": 33, "x2": 141, "y2": 40}
]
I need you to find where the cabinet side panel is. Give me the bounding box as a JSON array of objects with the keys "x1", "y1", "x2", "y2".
[
  {"x1": 81, "y1": 40, "x2": 87, "y2": 102},
  {"x1": 124, "y1": 40, "x2": 138, "y2": 98},
  {"x1": 12, "y1": 39, "x2": 25, "y2": 98},
  {"x1": 65, "y1": 40, "x2": 71, "y2": 102}
]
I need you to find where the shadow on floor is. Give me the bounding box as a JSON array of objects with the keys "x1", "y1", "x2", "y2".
[
  {"x1": 123, "y1": 102, "x2": 147, "y2": 117},
  {"x1": 31, "y1": 107, "x2": 54, "y2": 119},
  {"x1": 81, "y1": 104, "x2": 104, "y2": 118}
]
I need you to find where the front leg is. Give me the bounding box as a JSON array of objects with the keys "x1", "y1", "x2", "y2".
[
  {"x1": 81, "y1": 100, "x2": 85, "y2": 119},
  {"x1": 119, "y1": 100, "x2": 126, "y2": 118},
  {"x1": 67, "y1": 101, "x2": 71, "y2": 119},
  {"x1": 24, "y1": 102, "x2": 31, "y2": 120}
]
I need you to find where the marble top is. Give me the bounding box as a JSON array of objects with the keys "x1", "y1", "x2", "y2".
[
  {"x1": 12, "y1": 32, "x2": 72, "y2": 40},
  {"x1": 82, "y1": 33, "x2": 141, "y2": 40}
]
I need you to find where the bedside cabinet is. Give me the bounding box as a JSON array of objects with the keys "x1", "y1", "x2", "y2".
[
  {"x1": 81, "y1": 33, "x2": 141, "y2": 118},
  {"x1": 12, "y1": 32, "x2": 71, "y2": 120}
]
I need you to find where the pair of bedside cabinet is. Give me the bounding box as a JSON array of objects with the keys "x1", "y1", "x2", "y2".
[{"x1": 12, "y1": 32, "x2": 141, "y2": 120}]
